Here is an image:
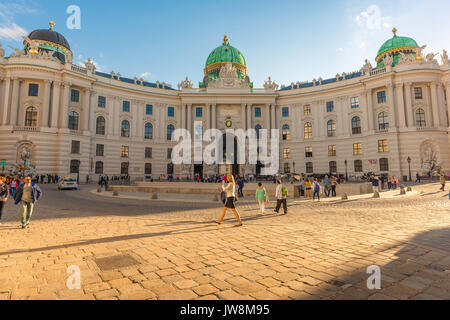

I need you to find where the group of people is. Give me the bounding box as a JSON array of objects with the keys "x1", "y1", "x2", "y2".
[
  {"x1": 0, "y1": 175, "x2": 42, "y2": 228},
  {"x1": 216, "y1": 176, "x2": 289, "y2": 227}
]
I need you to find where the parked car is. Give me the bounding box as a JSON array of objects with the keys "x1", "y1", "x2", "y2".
[{"x1": 58, "y1": 177, "x2": 78, "y2": 190}]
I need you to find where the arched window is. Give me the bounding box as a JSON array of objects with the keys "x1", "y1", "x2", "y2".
[
  {"x1": 167, "y1": 124, "x2": 175, "y2": 140},
  {"x1": 327, "y1": 120, "x2": 336, "y2": 137},
  {"x1": 121, "y1": 120, "x2": 130, "y2": 137},
  {"x1": 282, "y1": 124, "x2": 291, "y2": 141},
  {"x1": 24, "y1": 107, "x2": 38, "y2": 127},
  {"x1": 96, "y1": 116, "x2": 105, "y2": 135},
  {"x1": 415, "y1": 108, "x2": 426, "y2": 127},
  {"x1": 351, "y1": 116, "x2": 361, "y2": 134},
  {"x1": 144, "y1": 123, "x2": 153, "y2": 139},
  {"x1": 255, "y1": 125, "x2": 262, "y2": 139},
  {"x1": 304, "y1": 123, "x2": 312, "y2": 139},
  {"x1": 68, "y1": 111, "x2": 79, "y2": 130},
  {"x1": 378, "y1": 112, "x2": 389, "y2": 130}
]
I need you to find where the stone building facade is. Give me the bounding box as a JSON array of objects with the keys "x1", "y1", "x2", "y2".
[{"x1": 0, "y1": 23, "x2": 449, "y2": 181}]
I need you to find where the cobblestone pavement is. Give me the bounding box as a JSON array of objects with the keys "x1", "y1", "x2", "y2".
[{"x1": 0, "y1": 183, "x2": 449, "y2": 300}]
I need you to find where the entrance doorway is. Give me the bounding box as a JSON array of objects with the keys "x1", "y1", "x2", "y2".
[
  {"x1": 221, "y1": 133, "x2": 239, "y2": 177},
  {"x1": 194, "y1": 164, "x2": 203, "y2": 178},
  {"x1": 256, "y1": 161, "x2": 264, "y2": 176}
]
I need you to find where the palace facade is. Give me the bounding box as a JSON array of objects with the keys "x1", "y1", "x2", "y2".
[{"x1": 0, "y1": 22, "x2": 449, "y2": 181}]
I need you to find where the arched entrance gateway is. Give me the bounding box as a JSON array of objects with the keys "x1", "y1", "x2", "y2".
[{"x1": 219, "y1": 133, "x2": 239, "y2": 177}]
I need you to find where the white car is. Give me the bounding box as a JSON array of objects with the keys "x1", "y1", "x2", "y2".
[{"x1": 58, "y1": 177, "x2": 78, "y2": 190}]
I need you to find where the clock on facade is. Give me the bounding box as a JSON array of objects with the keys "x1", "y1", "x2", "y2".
[{"x1": 225, "y1": 120, "x2": 233, "y2": 128}]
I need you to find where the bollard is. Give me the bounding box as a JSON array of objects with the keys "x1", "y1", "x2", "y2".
[
  {"x1": 112, "y1": 190, "x2": 119, "y2": 196},
  {"x1": 400, "y1": 188, "x2": 406, "y2": 195},
  {"x1": 97, "y1": 187, "x2": 102, "y2": 193},
  {"x1": 341, "y1": 193, "x2": 348, "y2": 200},
  {"x1": 407, "y1": 186, "x2": 412, "y2": 192},
  {"x1": 152, "y1": 193, "x2": 158, "y2": 199},
  {"x1": 212, "y1": 194, "x2": 219, "y2": 202},
  {"x1": 372, "y1": 192, "x2": 380, "y2": 198}
]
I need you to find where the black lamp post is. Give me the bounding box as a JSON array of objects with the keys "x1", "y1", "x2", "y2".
[
  {"x1": 293, "y1": 161, "x2": 296, "y2": 174},
  {"x1": 345, "y1": 160, "x2": 348, "y2": 182},
  {"x1": 407, "y1": 157, "x2": 412, "y2": 182}
]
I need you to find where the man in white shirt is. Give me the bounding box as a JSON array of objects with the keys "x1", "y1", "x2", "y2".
[{"x1": 274, "y1": 180, "x2": 287, "y2": 214}]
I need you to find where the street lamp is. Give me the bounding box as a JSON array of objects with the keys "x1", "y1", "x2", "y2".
[
  {"x1": 344, "y1": 160, "x2": 348, "y2": 182},
  {"x1": 293, "y1": 161, "x2": 296, "y2": 174},
  {"x1": 407, "y1": 157, "x2": 412, "y2": 182}
]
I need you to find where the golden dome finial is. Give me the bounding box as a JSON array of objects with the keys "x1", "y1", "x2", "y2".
[
  {"x1": 49, "y1": 20, "x2": 55, "y2": 30},
  {"x1": 392, "y1": 27, "x2": 397, "y2": 36},
  {"x1": 223, "y1": 35, "x2": 229, "y2": 45}
]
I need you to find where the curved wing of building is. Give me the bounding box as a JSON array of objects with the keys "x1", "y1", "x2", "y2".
[{"x1": 0, "y1": 23, "x2": 449, "y2": 181}]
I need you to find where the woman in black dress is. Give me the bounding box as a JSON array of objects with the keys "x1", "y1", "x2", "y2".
[{"x1": 215, "y1": 175, "x2": 242, "y2": 227}]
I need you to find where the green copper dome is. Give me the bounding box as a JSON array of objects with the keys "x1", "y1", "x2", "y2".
[
  {"x1": 376, "y1": 28, "x2": 419, "y2": 68},
  {"x1": 204, "y1": 36, "x2": 247, "y2": 79}
]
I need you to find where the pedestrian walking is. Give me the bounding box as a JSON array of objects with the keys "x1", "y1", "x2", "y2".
[
  {"x1": 440, "y1": 173, "x2": 446, "y2": 191},
  {"x1": 371, "y1": 175, "x2": 380, "y2": 193},
  {"x1": 9, "y1": 177, "x2": 19, "y2": 197},
  {"x1": 0, "y1": 177, "x2": 9, "y2": 224},
  {"x1": 274, "y1": 180, "x2": 288, "y2": 214},
  {"x1": 330, "y1": 176, "x2": 337, "y2": 197},
  {"x1": 323, "y1": 175, "x2": 331, "y2": 197},
  {"x1": 415, "y1": 172, "x2": 421, "y2": 184},
  {"x1": 14, "y1": 176, "x2": 42, "y2": 229},
  {"x1": 237, "y1": 177, "x2": 244, "y2": 198},
  {"x1": 255, "y1": 183, "x2": 267, "y2": 214},
  {"x1": 215, "y1": 175, "x2": 243, "y2": 227},
  {"x1": 312, "y1": 178, "x2": 321, "y2": 201},
  {"x1": 304, "y1": 178, "x2": 311, "y2": 198}
]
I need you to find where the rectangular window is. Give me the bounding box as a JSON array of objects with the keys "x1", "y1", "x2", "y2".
[
  {"x1": 28, "y1": 84, "x2": 39, "y2": 97},
  {"x1": 353, "y1": 143, "x2": 362, "y2": 155},
  {"x1": 282, "y1": 107, "x2": 289, "y2": 117},
  {"x1": 98, "y1": 96, "x2": 106, "y2": 108},
  {"x1": 354, "y1": 160, "x2": 363, "y2": 173},
  {"x1": 304, "y1": 105, "x2": 311, "y2": 116},
  {"x1": 121, "y1": 146, "x2": 129, "y2": 158},
  {"x1": 283, "y1": 163, "x2": 291, "y2": 174},
  {"x1": 145, "y1": 147, "x2": 152, "y2": 159},
  {"x1": 71, "y1": 89, "x2": 80, "y2": 103},
  {"x1": 328, "y1": 145, "x2": 336, "y2": 157},
  {"x1": 96, "y1": 144, "x2": 104, "y2": 157},
  {"x1": 196, "y1": 107, "x2": 203, "y2": 117},
  {"x1": 306, "y1": 162, "x2": 313, "y2": 174},
  {"x1": 305, "y1": 147, "x2": 313, "y2": 158},
  {"x1": 146, "y1": 104, "x2": 153, "y2": 115},
  {"x1": 350, "y1": 97, "x2": 359, "y2": 108},
  {"x1": 283, "y1": 148, "x2": 291, "y2": 159},
  {"x1": 414, "y1": 87, "x2": 423, "y2": 99},
  {"x1": 168, "y1": 107, "x2": 175, "y2": 117},
  {"x1": 145, "y1": 163, "x2": 152, "y2": 175},
  {"x1": 329, "y1": 161, "x2": 337, "y2": 173},
  {"x1": 380, "y1": 158, "x2": 389, "y2": 172},
  {"x1": 377, "y1": 91, "x2": 386, "y2": 104},
  {"x1": 326, "y1": 101, "x2": 334, "y2": 113},
  {"x1": 167, "y1": 148, "x2": 172, "y2": 160},
  {"x1": 71, "y1": 141, "x2": 80, "y2": 154},
  {"x1": 122, "y1": 101, "x2": 130, "y2": 112},
  {"x1": 95, "y1": 161, "x2": 103, "y2": 174},
  {"x1": 254, "y1": 107, "x2": 261, "y2": 118},
  {"x1": 378, "y1": 140, "x2": 388, "y2": 153}
]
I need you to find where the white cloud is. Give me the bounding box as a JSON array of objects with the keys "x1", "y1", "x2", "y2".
[
  {"x1": 336, "y1": 47, "x2": 344, "y2": 53},
  {"x1": 0, "y1": 23, "x2": 27, "y2": 41},
  {"x1": 140, "y1": 72, "x2": 151, "y2": 79},
  {"x1": 355, "y1": 5, "x2": 391, "y2": 31}
]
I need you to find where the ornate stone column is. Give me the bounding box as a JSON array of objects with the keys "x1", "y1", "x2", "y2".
[
  {"x1": 40, "y1": 80, "x2": 52, "y2": 127},
  {"x1": 387, "y1": 83, "x2": 397, "y2": 130},
  {"x1": 404, "y1": 83, "x2": 414, "y2": 127},
  {"x1": 241, "y1": 104, "x2": 246, "y2": 131},
  {"x1": 160, "y1": 104, "x2": 165, "y2": 139},
  {"x1": 211, "y1": 104, "x2": 217, "y2": 130},
  {"x1": 246, "y1": 104, "x2": 251, "y2": 130},
  {"x1": 395, "y1": 83, "x2": 406, "y2": 128},
  {"x1": 88, "y1": 91, "x2": 96, "y2": 132},
  {"x1": 59, "y1": 82, "x2": 71, "y2": 129},
  {"x1": 271, "y1": 104, "x2": 276, "y2": 131},
  {"x1": 181, "y1": 104, "x2": 186, "y2": 130},
  {"x1": 10, "y1": 78, "x2": 21, "y2": 126},
  {"x1": 113, "y1": 97, "x2": 120, "y2": 136},
  {"x1": 265, "y1": 104, "x2": 270, "y2": 132},
  {"x1": 1, "y1": 77, "x2": 11, "y2": 125},
  {"x1": 430, "y1": 82, "x2": 440, "y2": 127},
  {"x1": 366, "y1": 90, "x2": 374, "y2": 131},
  {"x1": 50, "y1": 81, "x2": 61, "y2": 128},
  {"x1": 131, "y1": 99, "x2": 138, "y2": 137},
  {"x1": 446, "y1": 83, "x2": 450, "y2": 127},
  {"x1": 205, "y1": 103, "x2": 211, "y2": 130},
  {"x1": 82, "y1": 88, "x2": 91, "y2": 132},
  {"x1": 187, "y1": 104, "x2": 192, "y2": 134}
]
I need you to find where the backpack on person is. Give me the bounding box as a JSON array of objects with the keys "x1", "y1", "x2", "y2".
[
  {"x1": 314, "y1": 183, "x2": 320, "y2": 192},
  {"x1": 281, "y1": 186, "x2": 288, "y2": 197}
]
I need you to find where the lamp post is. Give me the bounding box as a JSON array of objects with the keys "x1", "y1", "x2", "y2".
[
  {"x1": 407, "y1": 157, "x2": 412, "y2": 182},
  {"x1": 293, "y1": 161, "x2": 296, "y2": 174},
  {"x1": 344, "y1": 160, "x2": 348, "y2": 182}
]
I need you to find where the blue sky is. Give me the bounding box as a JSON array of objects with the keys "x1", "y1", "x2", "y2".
[{"x1": 1, "y1": 0, "x2": 450, "y2": 88}]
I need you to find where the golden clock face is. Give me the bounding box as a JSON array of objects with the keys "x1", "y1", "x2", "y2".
[{"x1": 225, "y1": 120, "x2": 232, "y2": 128}]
